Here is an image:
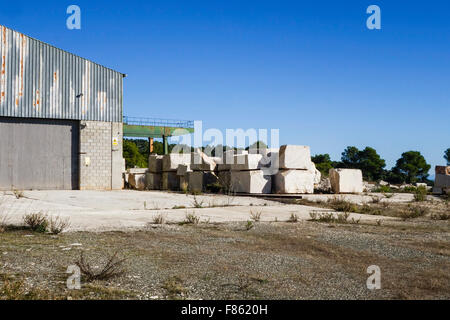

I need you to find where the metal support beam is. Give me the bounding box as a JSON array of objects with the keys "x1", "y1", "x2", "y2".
[
  {"x1": 163, "y1": 135, "x2": 169, "y2": 155},
  {"x1": 149, "y1": 137, "x2": 154, "y2": 154}
]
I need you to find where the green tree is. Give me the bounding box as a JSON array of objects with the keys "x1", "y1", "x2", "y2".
[
  {"x1": 311, "y1": 154, "x2": 334, "y2": 176},
  {"x1": 123, "y1": 140, "x2": 147, "y2": 168},
  {"x1": 391, "y1": 151, "x2": 431, "y2": 183},
  {"x1": 341, "y1": 146, "x2": 360, "y2": 167},
  {"x1": 339, "y1": 146, "x2": 386, "y2": 181},
  {"x1": 445, "y1": 148, "x2": 450, "y2": 165}
]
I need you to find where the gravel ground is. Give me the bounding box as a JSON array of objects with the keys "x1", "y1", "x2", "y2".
[{"x1": 0, "y1": 217, "x2": 448, "y2": 300}]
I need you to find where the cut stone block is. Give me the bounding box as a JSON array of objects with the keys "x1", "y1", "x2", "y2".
[
  {"x1": 190, "y1": 149, "x2": 219, "y2": 171},
  {"x1": 218, "y1": 171, "x2": 231, "y2": 191},
  {"x1": 146, "y1": 173, "x2": 161, "y2": 190},
  {"x1": 188, "y1": 171, "x2": 218, "y2": 193},
  {"x1": 149, "y1": 155, "x2": 163, "y2": 173},
  {"x1": 308, "y1": 162, "x2": 321, "y2": 185},
  {"x1": 230, "y1": 170, "x2": 272, "y2": 194},
  {"x1": 230, "y1": 154, "x2": 265, "y2": 171},
  {"x1": 128, "y1": 173, "x2": 146, "y2": 190},
  {"x1": 273, "y1": 170, "x2": 314, "y2": 194},
  {"x1": 177, "y1": 164, "x2": 192, "y2": 176},
  {"x1": 188, "y1": 171, "x2": 204, "y2": 193},
  {"x1": 128, "y1": 168, "x2": 148, "y2": 174},
  {"x1": 435, "y1": 174, "x2": 450, "y2": 188},
  {"x1": 162, "y1": 172, "x2": 180, "y2": 190},
  {"x1": 162, "y1": 153, "x2": 191, "y2": 172},
  {"x1": 329, "y1": 168, "x2": 364, "y2": 194},
  {"x1": 279, "y1": 145, "x2": 312, "y2": 170},
  {"x1": 180, "y1": 176, "x2": 189, "y2": 192}
]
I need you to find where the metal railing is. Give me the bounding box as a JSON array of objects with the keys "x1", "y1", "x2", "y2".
[{"x1": 123, "y1": 116, "x2": 194, "y2": 128}]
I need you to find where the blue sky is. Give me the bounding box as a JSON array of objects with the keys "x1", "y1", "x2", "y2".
[{"x1": 0, "y1": 0, "x2": 449, "y2": 173}]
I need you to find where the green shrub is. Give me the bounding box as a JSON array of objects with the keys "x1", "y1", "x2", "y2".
[
  {"x1": 374, "y1": 185, "x2": 392, "y2": 193},
  {"x1": 414, "y1": 186, "x2": 427, "y2": 202}
]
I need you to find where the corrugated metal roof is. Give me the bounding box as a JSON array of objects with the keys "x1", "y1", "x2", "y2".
[{"x1": 0, "y1": 25, "x2": 123, "y2": 122}]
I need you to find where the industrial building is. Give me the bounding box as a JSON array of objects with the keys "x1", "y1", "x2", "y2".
[
  {"x1": 0, "y1": 25, "x2": 195, "y2": 191},
  {"x1": 0, "y1": 25, "x2": 125, "y2": 190}
]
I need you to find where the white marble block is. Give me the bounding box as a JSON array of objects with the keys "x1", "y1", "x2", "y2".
[
  {"x1": 273, "y1": 170, "x2": 314, "y2": 194},
  {"x1": 162, "y1": 153, "x2": 191, "y2": 172},
  {"x1": 128, "y1": 173, "x2": 147, "y2": 190},
  {"x1": 279, "y1": 145, "x2": 312, "y2": 170},
  {"x1": 329, "y1": 168, "x2": 364, "y2": 194},
  {"x1": 230, "y1": 154, "x2": 266, "y2": 171},
  {"x1": 230, "y1": 170, "x2": 272, "y2": 194}
]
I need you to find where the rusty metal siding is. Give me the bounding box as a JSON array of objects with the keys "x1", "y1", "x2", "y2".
[{"x1": 0, "y1": 25, "x2": 123, "y2": 122}]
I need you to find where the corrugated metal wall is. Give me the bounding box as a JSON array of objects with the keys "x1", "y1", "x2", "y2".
[
  {"x1": 0, "y1": 25, "x2": 123, "y2": 122},
  {"x1": 0, "y1": 117, "x2": 79, "y2": 190}
]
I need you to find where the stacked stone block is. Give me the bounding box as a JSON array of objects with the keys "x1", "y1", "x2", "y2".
[{"x1": 433, "y1": 166, "x2": 450, "y2": 195}]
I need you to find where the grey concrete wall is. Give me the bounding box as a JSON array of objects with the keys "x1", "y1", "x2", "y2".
[{"x1": 79, "y1": 121, "x2": 123, "y2": 190}]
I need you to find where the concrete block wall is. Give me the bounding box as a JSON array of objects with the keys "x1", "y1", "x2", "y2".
[{"x1": 79, "y1": 121, "x2": 123, "y2": 190}]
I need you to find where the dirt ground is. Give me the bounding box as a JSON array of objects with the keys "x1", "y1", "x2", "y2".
[{"x1": 0, "y1": 210, "x2": 449, "y2": 300}]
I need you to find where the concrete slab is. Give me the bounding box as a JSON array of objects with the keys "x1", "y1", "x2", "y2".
[{"x1": 0, "y1": 191, "x2": 395, "y2": 232}]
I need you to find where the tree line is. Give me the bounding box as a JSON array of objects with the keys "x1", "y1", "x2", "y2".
[{"x1": 313, "y1": 147, "x2": 450, "y2": 184}]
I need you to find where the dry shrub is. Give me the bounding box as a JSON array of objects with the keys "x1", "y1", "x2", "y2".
[
  {"x1": 23, "y1": 212, "x2": 48, "y2": 233},
  {"x1": 430, "y1": 212, "x2": 450, "y2": 221},
  {"x1": 399, "y1": 205, "x2": 429, "y2": 220},
  {"x1": 250, "y1": 209, "x2": 262, "y2": 222},
  {"x1": 309, "y1": 211, "x2": 357, "y2": 224},
  {"x1": 76, "y1": 251, "x2": 126, "y2": 282},
  {"x1": 49, "y1": 216, "x2": 71, "y2": 234},
  {"x1": 288, "y1": 213, "x2": 299, "y2": 223},
  {"x1": 152, "y1": 213, "x2": 166, "y2": 224},
  {"x1": 13, "y1": 189, "x2": 24, "y2": 199},
  {"x1": 0, "y1": 213, "x2": 10, "y2": 233},
  {"x1": 327, "y1": 197, "x2": 358, "y2": 212},
  {"x1": 184, "y1": 212, "x2": 200, "y2": 225}
]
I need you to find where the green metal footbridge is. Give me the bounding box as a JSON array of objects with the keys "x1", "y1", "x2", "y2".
[{"x1": 122, "y1": 116, "x2": 195, "y2": 154}]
